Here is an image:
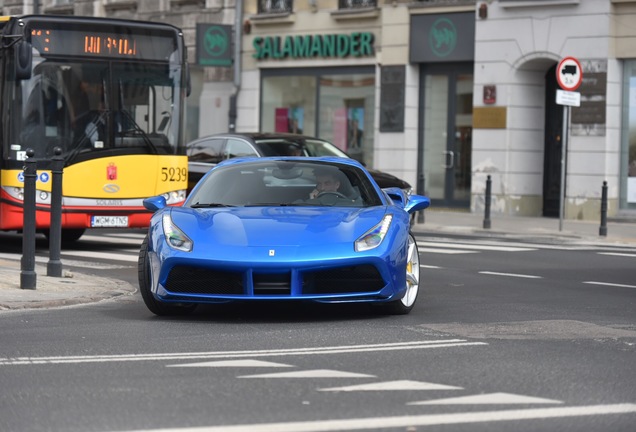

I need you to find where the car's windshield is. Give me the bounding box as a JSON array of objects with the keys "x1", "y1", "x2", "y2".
[
  {"x1": 254, "y1": 138, "x2": 348, "y2": 158},
  {"x1": 187, "y1": 160, "x2": 382, "y2": 208}
]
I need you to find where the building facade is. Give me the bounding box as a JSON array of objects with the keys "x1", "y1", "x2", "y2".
[{"x1": 2, "y1": 0, "x2": 635, "y2": 220}]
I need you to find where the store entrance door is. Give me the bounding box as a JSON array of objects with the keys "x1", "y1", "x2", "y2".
[{"x1": 421, "y1": 63, "x2": 473, "y2": 208}]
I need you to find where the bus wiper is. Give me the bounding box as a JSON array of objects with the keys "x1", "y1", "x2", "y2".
[
  {"x1": 117, "y1": 110, "x2": 158, "y2": 154},
  {"x1": 190, "y1": 203, "x2": 236, "y2": 208},
  {"x1": 64, "y1": 109, "x2": 110, "y2": 164}
]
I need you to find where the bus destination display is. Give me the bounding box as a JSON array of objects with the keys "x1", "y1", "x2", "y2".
[{"x1": 29, "y1": 28, "x2": 176, "y2": 60}]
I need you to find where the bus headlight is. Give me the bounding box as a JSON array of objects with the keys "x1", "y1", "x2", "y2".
[{"x1": 162, "y1": 190, "x2": 187, "y2": 205}]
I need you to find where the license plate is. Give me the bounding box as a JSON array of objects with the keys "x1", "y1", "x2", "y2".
[{"x1": 91, "y1": 216, "x2": 129, "y2": 227}]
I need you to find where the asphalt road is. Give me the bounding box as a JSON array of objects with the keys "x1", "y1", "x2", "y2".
[{"x1": 0, "y1": 230, "x2": 634, "y2": 432}]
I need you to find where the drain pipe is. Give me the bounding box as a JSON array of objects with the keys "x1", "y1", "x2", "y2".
[{"x1": 229, "y1": 0, "x2": 243, "y2": 132}]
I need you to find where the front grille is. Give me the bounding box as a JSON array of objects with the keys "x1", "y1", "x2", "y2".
[
  {"x1": 165, "y1": 266, "x2": 243, "y2": 295},
  {"x1": 303, "y1": 265, "x2": 385, "y2": 294}
]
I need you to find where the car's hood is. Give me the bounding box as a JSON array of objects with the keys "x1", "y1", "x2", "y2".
[{"x1": 168, "y1": 206, "x2": 388, "y2": 255}]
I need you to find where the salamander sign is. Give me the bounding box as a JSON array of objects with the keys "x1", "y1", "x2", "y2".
[{"x1": 252, "y1": 32, "x2": 374, "y2": 60}]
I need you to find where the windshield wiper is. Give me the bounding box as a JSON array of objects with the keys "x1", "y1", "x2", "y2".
[
  {"x1": 190, "y1": 203, "x2": 236, "y2": 208},
  {"x1": 245, "y1": 202, "x2": 313, "y2": 207},
  {"x1": 64, "y1": 109, "x2": 111, "y2": 164},
  {"x1": 116, "y1": 109, "x2": 158, "y2": 154}
]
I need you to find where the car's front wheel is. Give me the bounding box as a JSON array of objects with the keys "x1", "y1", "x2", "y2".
[
  {"x1": 138, "y1": 235, "x2": 197, "y2": 316},
  {"x1": 384, "y1": 233, "x2": 420, "y2": 315}
]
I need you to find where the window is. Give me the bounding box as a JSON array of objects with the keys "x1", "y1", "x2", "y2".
[
  {"x1": 224, "y1": 139, "x2": 258, "y2": 159},
  {"x1": 188, "y1": 138, "x2": 224, "y2": 164},
  {"x1": 261, "y1": 68, "x2": 375, "y2": 167}
]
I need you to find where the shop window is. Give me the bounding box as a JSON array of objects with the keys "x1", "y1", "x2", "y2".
[
  {"x1": 623, "y1": 60, "x2": 636, "y2": 208},
  {"x1": 261, "y1": 70, "x2": 375, "y2": 167}
]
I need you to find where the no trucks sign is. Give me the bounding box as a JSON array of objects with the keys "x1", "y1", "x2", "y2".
[{"x1": 556, "y1": 57, "x2": 583, "y2": 91}]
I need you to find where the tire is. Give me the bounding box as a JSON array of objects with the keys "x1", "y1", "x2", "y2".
[
  {"x1": 138, "y1": 235, "x2": 197, "y2": 316},
  {"x1": 384, "y1": 232, "x2": 420, "y2": 315}
]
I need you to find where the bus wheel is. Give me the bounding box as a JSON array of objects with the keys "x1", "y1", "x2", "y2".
[{"x1": 138, "y1": 235, "x2": 197, "y2": 316}]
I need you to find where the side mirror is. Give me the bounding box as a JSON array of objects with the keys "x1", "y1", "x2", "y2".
[
  {"x1": 143, "y1": 195, "x2": 167, "y2": 212},
  {"x1": 15, "y1": 41, "x2": 32, "y2": 80},
  {"x1": 405, "y1": 195, "x2": 430, "y2": 214}
]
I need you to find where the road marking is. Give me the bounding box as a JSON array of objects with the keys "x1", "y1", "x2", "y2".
[
  {"x1": 598, "y1": 252, "x2": 636, "y2": 258},
  {"x1": 80, "y1": 234, "x2": 144, "y2": 245},
  {"x1": 479, "y1": 271, "x2": 542, "y2": 279},
  {"x1": 424, "y1": 241, "x2": 536, "y2": 252},
  {"x1": 109, "y1": 404, "x2": 636, "y2": 431},
  {"x1": 409, "y1": 392, "x2": 562, "y2": 405},
  {"x1": 419, "y1": 248, "x2": 478, "y2": 254},
  {"x1": 420, "y1": 264, "x2": 441, "y2": 269},
  {"x1": 0, "y1": 253, "x2": 131, "y2": 270},
  {"x1": 60, "y1": 249, "x2": 139, "y2": 263},
  {"x1": 239, "y1": 369, "x2": 375, "y2": 379},
  {"x1": 583, "y1": 281, "x2": 636, "y2": 289},
  {"x1": 167, "y1": 360, "x2": 293, "y2": 368},
  {"x1": 318, "y1": 380, "x2": 462, "y2": 392},
  {"x1": 0, "y1": 339, "x2": 488, "y2": 366}
]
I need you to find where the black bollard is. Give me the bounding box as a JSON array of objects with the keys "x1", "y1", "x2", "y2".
[
  {"x1": 21, "y1": 149, "x2": 37, "y2": 289},
  {"x1": 417, "y1": 173, "x2": 425, "y2": 224},
  {"x1": 47, "y1": 147, "x2": 63, "y2": 277},
  {"x1": 599, "y1": 180, "x2": 608, "y2": 237},
  {"x1": 483, "y1": 175, "x2": 492, "y2": 229}
]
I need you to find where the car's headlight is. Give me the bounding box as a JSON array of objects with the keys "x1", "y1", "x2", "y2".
[
  {"x1": 355, "y1": 215, "x2": 393, "y2": 252},
  {"x1": 162, "y1": 213, "x2": 193, "y2": 252}
]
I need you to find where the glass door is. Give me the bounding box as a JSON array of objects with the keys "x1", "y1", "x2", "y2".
[{"x1": 421, "y1": 63, "x2": 473, "y2": 208}]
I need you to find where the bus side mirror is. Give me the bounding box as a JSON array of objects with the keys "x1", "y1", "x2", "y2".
[{"x1": 15, "y1": 41, "x2": 33, "y2": 80}]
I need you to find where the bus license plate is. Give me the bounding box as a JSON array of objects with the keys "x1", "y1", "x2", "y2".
[{"x1": 91, "y1": 216, "x2": 129, "y2": 227}]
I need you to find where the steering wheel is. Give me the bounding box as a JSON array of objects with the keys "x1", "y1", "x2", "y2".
[{"x1": 317, "y1": 191, "x2": 347, "y2": 199}]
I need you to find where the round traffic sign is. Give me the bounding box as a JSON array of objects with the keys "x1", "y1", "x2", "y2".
[{"x1": 556, "y1": 57, "x2": 583, "y2": 91}]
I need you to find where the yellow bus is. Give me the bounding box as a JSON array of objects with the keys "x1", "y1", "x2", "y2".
[{"x1": 0, "y1": 15, "x2": 189, "y2": 242}]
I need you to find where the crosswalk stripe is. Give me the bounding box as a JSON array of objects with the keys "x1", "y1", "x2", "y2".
[
  {"x1": 239, "y1": 369, "x2": 375, "y2": 379},
  {"x1": 419, "y1": 248, "x2": 478, "y2": 254},
  {"x1": 61, "y1": 250, "x2": 138, "y2": 263},
  {"x1": 422, "y1": 241, "x2": 535, "y2": 252},
  {"x1": 408, "y1": 392, "x2": 562, "y2": 405},
  {"x1": 319, "y1": 380, "x2": 462, "y2": 392},
  {"x1": 80, "y1": 234, "x2": 144, "y2": 245},
  {"x1": 597, "y1": 252, "x2": 636, "y2": 258}
]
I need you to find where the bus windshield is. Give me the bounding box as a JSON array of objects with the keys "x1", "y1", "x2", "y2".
[{"x1": 9, "y1": 55, "x2": 182, "y2": 163}]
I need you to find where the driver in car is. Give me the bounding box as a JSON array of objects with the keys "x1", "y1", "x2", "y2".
[{"x1": 309, "y1": 171, "x2": 341, "y2": 199}]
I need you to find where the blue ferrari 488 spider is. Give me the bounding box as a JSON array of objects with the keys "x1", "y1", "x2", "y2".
[{"x1": 138, "y1": 157, "x2": 430, "y2": 316}]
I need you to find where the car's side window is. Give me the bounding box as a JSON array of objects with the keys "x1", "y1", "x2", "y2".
[
  {"x1": 224, "y1": 139, "x2": 258, "y2": 159},
  {"x1": 189, "y1": 138, "x2": 225, "y2": 163}
]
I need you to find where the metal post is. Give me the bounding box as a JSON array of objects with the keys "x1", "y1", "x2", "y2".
[
  {"x1": 483, "y1": 175, "x2": 492, "y2": 229},
  {"x1": 21, "y1": 149, "x2": 37, "y2": 289},
  {"x1": 599, "y1": 180, "x2": 608, "y2": 237},
  {"x1": 417, "y1": 173, "x2": 425, "y2": 224},
  {"x1": 47, "y1": 147, "x2": 63, "y2": 277},
  {"x1": 559, "y1": 105, "x2": 570, "y2": 232}
]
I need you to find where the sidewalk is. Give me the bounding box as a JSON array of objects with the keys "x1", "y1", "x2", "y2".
[{"x1": 0, "y1": 210, "x2": 634, "y2": 311}]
